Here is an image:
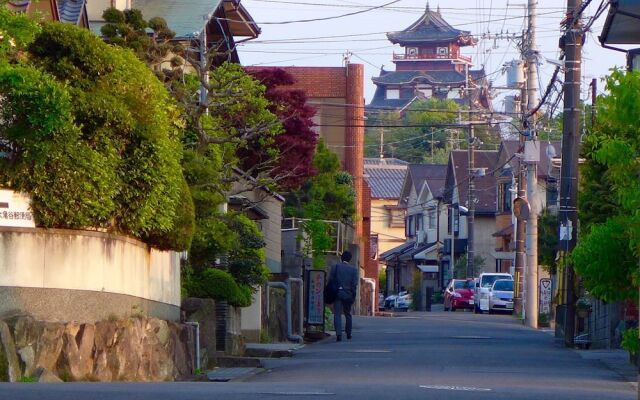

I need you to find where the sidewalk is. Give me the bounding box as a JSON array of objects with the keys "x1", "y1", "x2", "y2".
[
  {"x1": 574, "y1": 349, "x2": 638, "y2": 390},
  {"x1": 202, "y1": 342, "x2": 304, "y2": 382}
]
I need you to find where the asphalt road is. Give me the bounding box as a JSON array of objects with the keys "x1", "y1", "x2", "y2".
[{"x1": 0, "y1": 308, "x2": 636, "y2": 400}]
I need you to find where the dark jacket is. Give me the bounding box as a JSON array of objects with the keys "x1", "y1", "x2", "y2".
[{"x1": 330, "y1": 262, "x2": 358, "y2": 303}]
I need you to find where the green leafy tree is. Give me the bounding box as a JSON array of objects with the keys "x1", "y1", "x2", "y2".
[
  {"x1": 0, "y1": 13, "x2": 192, "y2": 250},
  {"x1": 454, "y1": 253, "x2": 485, "y2": 279},
  {"x1": 572, "y1": 69, "x2": 640, "y2": 302},
  {"x1": 538, "y1": 209, "x2": 559, "y2": 273},
  {"x1": 285, "y1": 141, "x2": 356, "y2": 268},
  {"x1": 365, "y1": 99, "x2": 463, "y2": 163}
]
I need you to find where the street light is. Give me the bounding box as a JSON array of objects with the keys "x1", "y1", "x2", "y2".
[{"x1": 599, "y1": 0, "x2": 640, "y2": 70}]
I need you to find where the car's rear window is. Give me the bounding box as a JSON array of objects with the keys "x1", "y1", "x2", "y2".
[
  {"x1": 481, "y1": 275, "x2": 511, "y2": 288},
  {"x1": 493, "y1": 280, "x2": 513, "y2": 291},
  {"x1": 454, "y1": 280, "x2": 474, "y2": 289}
]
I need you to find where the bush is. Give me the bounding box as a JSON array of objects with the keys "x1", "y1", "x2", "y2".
[
  {"x1": 0, "y1": 21, "x2": 188, "y2": 249},
  {"x1": 184, "y1": 267, "x2": 252, "y2": 307},
  {"x1": 622, "y1": 328, "x2": 639, "y2": 355}
]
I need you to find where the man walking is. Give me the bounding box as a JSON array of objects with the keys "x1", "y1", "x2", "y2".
[{"x1": 330, "y1": 251, "x2": 358, "y2": 342}]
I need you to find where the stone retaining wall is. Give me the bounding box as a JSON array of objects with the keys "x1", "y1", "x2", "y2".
[{"x1": 0, "y1": 316, "x2": 194, "y2": 382}]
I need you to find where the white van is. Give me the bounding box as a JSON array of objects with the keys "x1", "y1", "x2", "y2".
[{"x1": 474, "y1": 273, "x2": 513, "y2": 313}]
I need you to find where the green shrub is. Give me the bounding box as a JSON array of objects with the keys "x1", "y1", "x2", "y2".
[
  {"x1": 0, "y1": 21, "x2": 188, "y2": 249},
  {"x1": 184, "y1": 268, "x2": 252, "y2": 307},
  {"x1": 622, "y1": 328, "x2": 639, "y2": 355}
]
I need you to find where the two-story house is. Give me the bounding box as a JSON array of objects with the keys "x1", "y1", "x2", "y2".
[
  {"x1": 444, "y1": 150, "x2": 498, "y2": 278},
  {"x1": 380, "y1": 164, "x2": 447, "y2": 294}
]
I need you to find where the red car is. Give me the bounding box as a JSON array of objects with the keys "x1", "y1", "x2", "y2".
[{"x1": 444, "y1": 279, "x2": 476, "y2": 311}]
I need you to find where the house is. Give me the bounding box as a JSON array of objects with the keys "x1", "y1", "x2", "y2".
[
  {"x1": 444, "y1": 150, "x2": 498, "y2": 277},
  {"x1": 87, "y1": 0, "x2": 259, "y2": 63},
  {"x1": 492, "y1": 140, "x2": 561, "y2": 272},
  {"x1": 368, "y1": 4, "x2": 490, "y2": 112},
  {"x1": 7, "y1": 0, "x2": 89, "y2": 27},
  {"x1": 364, "y1": 158, "x2": 408, "y2": 294},
  {"x1": 380, "y1": 163, "x2": 448, "y2": 294}
]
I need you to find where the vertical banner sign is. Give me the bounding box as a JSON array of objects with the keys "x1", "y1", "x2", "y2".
[
  {"x1": 539, "y1": 278, "x2": 552, "y2": 315},
  {"x1": 307, "y1": 270, "x2": 325, "y2": 326}
]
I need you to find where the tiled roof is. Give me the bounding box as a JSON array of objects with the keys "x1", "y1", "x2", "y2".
[
  {"x1": 372, "y1": 70, "x2": 467, "y2": 86},
  {"x1": 449, "y1": 150, "x2": 499, "y2": 214},
  {"x1": 387, "y1": 6, "x2": 473, "y2": 45},
  {"x1": 408, "y1": 164, "x2": 447, "y2": 196},
  {"x1": 364, "y1": 159, "x2": 408, "y2": 199},
  {"x1": 364, "y1": 158, "x2": 409, "y2": 166},
  {"x1": 57, "y1": 0, "x2": 85, "y2": 25},
  {"x1": 131, "y1": 0, "x2": 223, "y2": 38}
]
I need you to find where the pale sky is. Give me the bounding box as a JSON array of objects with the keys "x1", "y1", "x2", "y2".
[{"x1": 237, "y1": 0, "x2": 626, "y2": 110}]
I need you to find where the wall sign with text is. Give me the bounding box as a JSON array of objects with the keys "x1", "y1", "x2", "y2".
[{"x1": 0, "y1": 190, "x2": 35, "y2": 228}]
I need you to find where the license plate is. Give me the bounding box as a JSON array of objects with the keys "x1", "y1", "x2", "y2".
[
  {"x1": 506, "y1": 302, "x2": 514, "y2": 309},
  {"x1": 468, "y1": 300, "x2": 474, "y2": 305}
]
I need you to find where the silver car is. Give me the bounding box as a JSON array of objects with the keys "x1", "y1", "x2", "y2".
[{"x1": 488, "y1": 279, "x2": 514, "y2": 314}]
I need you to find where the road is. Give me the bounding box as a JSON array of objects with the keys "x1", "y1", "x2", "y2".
[{"x1": 0, "y1": 308, "x2": 636, "y2": 399}]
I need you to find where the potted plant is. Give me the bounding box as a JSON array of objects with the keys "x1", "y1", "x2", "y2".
[{"x1": 576, "y1": 297, "x2": 592, "y2": 318}]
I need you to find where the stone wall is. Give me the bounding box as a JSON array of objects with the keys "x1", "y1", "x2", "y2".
[{"x1": 0, "y1": 316, "x2": 194, "y2": 382}]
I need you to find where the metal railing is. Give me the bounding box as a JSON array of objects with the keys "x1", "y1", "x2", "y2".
[
  {"x1": 282, "y1": 217, "x2": 354, "y2": 256},
  {"x1": 392, "y1": 53, "x2": 472, "y2": 63}
]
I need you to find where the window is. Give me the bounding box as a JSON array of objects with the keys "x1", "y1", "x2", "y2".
[
  {"x1": 405, "y1": 215, "x2": 415, "y2": 237},
  {"x1": 407, "y1": 47, "x2": 418, "y2": 56},
  {"x1": 497, "y1": 182, "x2": 512, "y2": 213},
  {"x1": 428, "y1": 208, "x2": 436, "y2": 229},
  {"x1": 386, "y1": 89, "x2": 400, "y2": 99},
  {"x1": 437, "y1": 47, "x2": 449, "y2": 56},
  {"x1": 389, "y1": 208, "x2": 405, "y2": 227}
]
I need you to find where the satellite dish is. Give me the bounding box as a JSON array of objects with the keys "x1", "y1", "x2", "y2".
[{"x1": 545, "y1": 144, "x2": 557, "y2": 159}]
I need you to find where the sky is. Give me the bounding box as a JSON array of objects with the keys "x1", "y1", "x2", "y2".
[{"x1": 236, "y1": 0, "x2": 626, "y2": 111}]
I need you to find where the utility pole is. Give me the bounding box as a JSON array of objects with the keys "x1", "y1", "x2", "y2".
[
  {"x1": 514, "y1": 65, "x2": 528, "y2": 319},
  {"x1": 524, "y1": 0, "x2": 539, "y2": 329},
  {"x1": 559, "y1": 0, "x2": 583, "y2": 348},
  {"x1": 379, "y1": 127, "x2": 385, "y2": 159},
  {"x1": 467, "y1": 125, "x2": 475, "y2": 278}
]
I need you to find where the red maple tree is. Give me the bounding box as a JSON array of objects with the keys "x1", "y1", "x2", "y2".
[{"x1": 243, "y1": 68, "x2": 318, "y2": 190}]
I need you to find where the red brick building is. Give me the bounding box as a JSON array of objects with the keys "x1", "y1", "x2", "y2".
[{"x1": 246, "y1": 64, "x2": 378, "y2": 312}]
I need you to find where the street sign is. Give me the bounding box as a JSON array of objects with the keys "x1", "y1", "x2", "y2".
[
  {"x1": 307, "y1": 270, "x2": 325, "y2": 326},
  {"x1": 539, "y1": 278, "x2": 552, "y2": 315}
]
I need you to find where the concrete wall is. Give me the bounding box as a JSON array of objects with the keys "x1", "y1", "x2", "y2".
[
  {"x1": 0, "y1": 227, "x2": 181, "y2": 322},
  {"x1": 475, "y1": 217, "x2": 497, "y2": 274},
  {"x1": 241, "y1": 287, "x2": 262, "y2": 342}
]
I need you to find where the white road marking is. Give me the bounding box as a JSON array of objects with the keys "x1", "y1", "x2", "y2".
[
  {"x1": 347, "y1": 349, "x2": 392, "y2": 353},
  {"x1": 450, "y1": 335, "x2": 492, "y2": 339},
  {"x1": 420, "y1": 385, "x2": 492, "y2": 392},
  {"x1": 258, "y1": 392, "x2": 335, "y2": 396}
]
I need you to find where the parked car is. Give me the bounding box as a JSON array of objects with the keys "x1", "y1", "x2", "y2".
[
  {"x1": 443, "y1": 279, "x2": 475, "y2": 311},
  {"x1": 383, "y1": 293, "x2": 398, "y2": 310},
  {"x1": 395, "y1": 292, "x2": 412, "y2": 311},
  {"x1": 474, "y1": 273, "x2": 513, "y2": 314},
  {"x1": 489, "y1": 279, "x2": 514, "y2": 314}
]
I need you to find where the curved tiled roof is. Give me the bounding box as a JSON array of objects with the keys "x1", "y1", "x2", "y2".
[{"x1": 387, "y1": 5, "x2": 474, "y2": 45}]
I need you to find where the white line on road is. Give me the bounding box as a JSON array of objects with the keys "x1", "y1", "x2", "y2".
[
  {"x1": 420, "y1": 385, "x2": 492, "y2": 392},
  {"x1": 347, "y1": 350, "x2": 392, "y2": 353},
  {"x1": 257, "y1": 392, "x2": 335, "y2": 396}
]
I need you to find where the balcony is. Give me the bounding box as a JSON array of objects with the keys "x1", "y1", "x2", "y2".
[{"x1": 393, "y1": 53, "x2": 472, "y2": 64}]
